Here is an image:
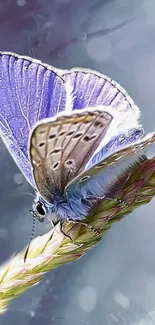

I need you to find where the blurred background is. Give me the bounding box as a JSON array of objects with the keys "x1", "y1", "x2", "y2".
[{"x1": 1, "y1": 0, "x2": 155, "y2": 324}]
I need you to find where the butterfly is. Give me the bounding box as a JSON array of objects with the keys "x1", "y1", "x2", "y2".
[{"x1": 0, "y1": 52, "x2": 155, "y2": 242}]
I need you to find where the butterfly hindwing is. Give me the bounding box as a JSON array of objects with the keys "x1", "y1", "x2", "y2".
[
  {"x1": 29, "y1": 107, "x2": 113, "y2": 202},
  {"x1": 66, "y1": 132, "x2": 155, "y2": 198}
]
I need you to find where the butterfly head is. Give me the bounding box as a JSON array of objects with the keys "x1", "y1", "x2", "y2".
[{"x1": 31, "y1": 194, "x2": 60, "y2": 226}]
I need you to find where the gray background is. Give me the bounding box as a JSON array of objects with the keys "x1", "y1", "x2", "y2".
[{"x1": 0, "y1": 0, "x2": 155, "y2": 324}]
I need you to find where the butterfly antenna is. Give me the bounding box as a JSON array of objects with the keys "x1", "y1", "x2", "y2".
[
  {"x1": 0, "y1": 191, "x2": 35, "y2": 201},
  {"x1": 24, "y1": 29, "x2": 35, "y2": 57},
  {"x1": 24, "y1": 215, "x2": 36, "y2": 262}
]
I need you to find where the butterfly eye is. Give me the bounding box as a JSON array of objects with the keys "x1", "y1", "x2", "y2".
[{"x1": 36, "y1": 201, "x2": 46, "y2": 216}]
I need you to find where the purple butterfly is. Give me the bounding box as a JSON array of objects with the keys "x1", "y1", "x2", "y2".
[{"x1": 0, "y1": 52, "x2": 154, "y2": 240}]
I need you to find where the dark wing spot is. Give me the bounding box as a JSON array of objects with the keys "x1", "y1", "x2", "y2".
[
  {"x1": 50, "y1": 149, "x2": 61, "y2": 155},
  {"x1": 83, "y1": 135, "x2": 97, "y2": 142},
  {"x1": 67, "y1": 131, "x2": 74, "y2": 136},
  {"x1": 59, "y1": 131, "x2": 66, "y2": 136},
  {"x1": 80, "y1": 175, "x2": 90, "y2": 182},
  {"x1": 49, "y1": 134, "x2": 56, "y2": 139},
  {"x1": 52, "y1": 162, "x2": 60, "y2": 170},
  {"x1": 94, "y1": 121, "x2": 103, "y2": 128},
  {"x1": 65, "y1": 159, "x2": 74, "y2": 166},
  {"x1": 73, "y1": 133, "x2": 83, "y2": 139},
  {"x1": 39, "y1": 142, "x2": 45, "y2": 147},
  {"x1": 96, "y1": 162, "x2": 106, "y2": 168}
]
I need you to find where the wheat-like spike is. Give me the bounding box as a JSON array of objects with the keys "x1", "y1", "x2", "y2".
[{"x1": 0, "y1": 157, "x2": 155, "y2": 313}]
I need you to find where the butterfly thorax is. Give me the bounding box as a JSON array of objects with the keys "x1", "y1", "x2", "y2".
[{"x1": 33, "y1": 189, "x2": 98, "y2": 225}]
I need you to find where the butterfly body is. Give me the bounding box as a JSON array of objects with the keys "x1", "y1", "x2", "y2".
[{"x1": 34, "y1": 189, "x2": 98, "y2": 224}]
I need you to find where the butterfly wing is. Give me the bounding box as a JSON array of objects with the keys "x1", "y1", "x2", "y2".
[
  {"x1": 61, "y1": 68, "x2": 139, "y2": 116},
  {"x1": 86, "y1": 127, "x2": 144, "y2": 169},
  {"x1": 66, "y1": 131, "x2": 155, "y2": 200},
  {"x1": 61, "y1": 69, "x2": 142, "y2": 165},
  {"x1": 29, "y1": 107, "x2": 113, "y2": 202},
  {"x1": 0, "y1": 52, "x2": 66, "y2": 186}
]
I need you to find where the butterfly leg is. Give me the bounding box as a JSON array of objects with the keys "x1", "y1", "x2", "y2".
[
  {"x1": 67, "y1": 219, "x2": 100, "y2": 236},
  {"x1": 103, "y1": 196, "x2": 129, "y2": 208},
  {"x1": 80, "y1": 222, "x2": 100, "y2": 235},
  {"x1": 115, "y1": 198, "x2": 129, "y2": 208},
  {"x1": 82, "y1": 196, "x2": 129, "y2": 208},
  {"x1": 60, "y1": 220, "x2": 74, "y2": 243}
]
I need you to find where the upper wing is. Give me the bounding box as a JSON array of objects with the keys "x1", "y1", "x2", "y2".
[
  {"x1": 0, "y1": 52, "x2": 66, "y2": 186},
  {"x1": 61, "y1": 69, "x2": 143, "y2": 170},
  {"x1": 29, "y1": 107, "x2": 113, "y2": 202}
]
